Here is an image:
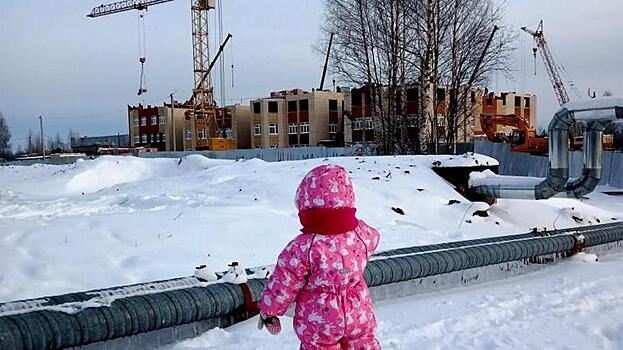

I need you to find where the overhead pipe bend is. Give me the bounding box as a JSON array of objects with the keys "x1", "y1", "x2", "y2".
[{"x1": 471, "y1": 97, "x2": 623, "y2": 200}]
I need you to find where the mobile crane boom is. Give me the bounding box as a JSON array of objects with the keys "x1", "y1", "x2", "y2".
[{"x1": 521, "y1": 21, "x2": 570, "y2": 106}]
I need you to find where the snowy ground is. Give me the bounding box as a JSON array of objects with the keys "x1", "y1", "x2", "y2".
[
  {"x1": 1, "y1": 154, "x2": 622, "y2": 302},
  {"x1": 172, "y1": 252, "x2": 623, "y2": 350}
]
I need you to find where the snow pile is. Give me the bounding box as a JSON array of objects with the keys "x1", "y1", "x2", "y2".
[
  {"x1": 431, "y1": 153, "x2": 498, "y2": 168},
  {"x1": 0, "y1": 154, "x2": 621, "y2": 302}
]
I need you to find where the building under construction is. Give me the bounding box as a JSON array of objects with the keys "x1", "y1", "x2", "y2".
[
  {"x1": 128, "y1": 102, "x2": 189, "y2": 152},
  {"x1": 250, "y1": 89, "x2": 345, "y2": 149}
]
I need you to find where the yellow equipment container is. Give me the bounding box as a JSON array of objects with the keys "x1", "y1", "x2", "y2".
[{"x1": 208, "y1": 138, "x2": 236, "y2": 151}]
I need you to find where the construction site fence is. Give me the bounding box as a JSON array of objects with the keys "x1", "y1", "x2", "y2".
[
  {"x1": 2, "y1": 222, "x2": 623, "y2": 349},
  {"x1": 136, "y1": 145, "x2": 378, "y2": 162},
  {"x1": 475, "y1": 140, "x2": 623, "y2": 188}
]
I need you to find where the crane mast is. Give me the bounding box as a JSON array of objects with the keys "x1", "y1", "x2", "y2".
[
  {"x1": 189, "y1": 0, "x2": 216, "y2": 151},
  {"x1": 521, "y1": 21, "x2": 570, "y2": 106}
]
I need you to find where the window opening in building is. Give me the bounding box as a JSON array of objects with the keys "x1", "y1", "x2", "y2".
[
  {"x1": 329, "y1": 99, "x2": 338, "y2": 111},
  {"x1": 353, "y1": 119, "x2": 362, "y2": 130},
  {"x1": 352, "y1": 93, "x2": 362, "y2": 106},
  {"x1": 253, "y1": 102, "x2": 261, "y2": 114},
  {"x1": 269, "y1": 123, "x2": 279, "y2": 134},
  {"x1": 436, "y1": 88, "x2": 446, "y2": 101},
  {"x1": 299, "y1": 99, "x2": 309, "y2": 111},
  {"x1": 254, "y1": 124, "x2": 262, "y2": 135},
  {"x1": 406, "y1": 88, "x2": 418, "y2": 102},
  {"x1": 289, "y1": 123, "x2": 298, "y2": 135},
  {"x1": 288, "y1": 101, "x2": 297, "y2": 112},
  {"x1": 436, "y1": 115, "x2": 446, "y2": 127},
  {"x1": 268, "y1": 101, "x2": 278, "y2": 113}
]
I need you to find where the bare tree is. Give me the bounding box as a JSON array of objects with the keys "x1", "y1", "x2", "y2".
[
  {"x1": 320, "y1": 0, "x2": 514, "y2": 154},
  {"x1": 50, "y1": 132, "x2": 67, "y2": 153},
  {"x1": 0, "y1": 112, "x2": 11, "y2": 159},
  {"x1": 437, "y1": 0, "x2": 515, "y2": 153},
  {"x1": 67, "y1": 129, "x2": 80, "y2": 151},
  {"x1": 27, "y1": 129, "x2": 43, "y2": 155},
  {"x1": 15, "y1": 144, "x2": 24, "y2": 157},
  {"x1": 320, "y1": 0, "x2": 419, "y2": 154}
]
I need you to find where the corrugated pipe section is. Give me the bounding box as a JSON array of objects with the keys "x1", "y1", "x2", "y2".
[
  {"x1": 1, "y1": 222, "x2": 623, "y2": 349},
  {"x1": 470, "y1": 97, "x2": 623, "y2": 199}
]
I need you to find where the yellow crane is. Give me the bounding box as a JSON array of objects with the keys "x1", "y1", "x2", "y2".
[{"x1": 87, "y1": 0, "x2": 235, "y2": 151}]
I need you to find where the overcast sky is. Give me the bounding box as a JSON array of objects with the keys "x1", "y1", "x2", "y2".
[{"x1": 1, "y1": 0, "x2": 621, "y2": 148}]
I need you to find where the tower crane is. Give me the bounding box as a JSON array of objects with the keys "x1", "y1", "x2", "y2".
[{"x1": 88, "y1": 0, "x2": 233, "y2": 151}]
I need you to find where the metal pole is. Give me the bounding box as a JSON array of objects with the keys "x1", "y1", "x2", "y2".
[
  {"x1": 170, "y1": 93, "x2": 176, "y2": 152},
  {"x1": 39, "y1": 115, "x2": 45, "y2": 158}
]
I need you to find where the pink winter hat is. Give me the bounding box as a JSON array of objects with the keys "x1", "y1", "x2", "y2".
[{"x1": 294, "y1": 164, "x2": 355, "y2": 211}]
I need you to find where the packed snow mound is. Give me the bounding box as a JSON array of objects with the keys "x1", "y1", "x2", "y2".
[
  {"x1": 64, "y1": 155, "x2": 231, "y2": 194},
  {"x1": 0, "y1": 154, "x2": 621, "y2": 302},
  {"x1": 430, "y1": 153, "x2": 498, "y2": 168}
]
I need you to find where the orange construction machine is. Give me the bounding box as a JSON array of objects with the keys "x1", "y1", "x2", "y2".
[
  {"x1": 480, "y1": 114, "x2": 549, "y2": 155},
  {"x1": 480, "y1": 114, "x2": 615, "y2": 154}
]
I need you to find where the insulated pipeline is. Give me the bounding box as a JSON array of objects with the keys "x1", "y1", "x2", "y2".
[
  {"x1": 470, "y1": 97, "x2": 623, "y2": 199},
  {"x1": 1, "y1": 222, "x2": 623, "y2": 349}
]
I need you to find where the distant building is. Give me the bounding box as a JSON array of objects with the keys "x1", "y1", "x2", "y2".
[
  {"x1": 128, "y1": 102, "x2": 189, "y2": 151},
  {"x1": 476, "y1": 92, "x2": 537, "y2": 136},
  {"x1": 71, "y1": 134, "x2": 130, "y2": 154},
  {"x1": 250, "y1": 89, "x2": 346, "y2": 148},
  {"x1": 342, "y1": 84, "x2": 539, "y2": 150},
  {"x1": 228, "y1": 104, "x2": 252, "y2": 149}
]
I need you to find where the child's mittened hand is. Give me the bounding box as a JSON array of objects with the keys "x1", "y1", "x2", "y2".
[{"x1": 257, "y1": 314, "x2": 281, "y2": 335}]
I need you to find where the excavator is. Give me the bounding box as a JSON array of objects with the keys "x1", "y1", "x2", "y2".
[
  {"x1": 480, "y1": 114, "x2": 614, "y2": 155},
  {"x1": 480, "y1": 114, "x2": 548, "y2": 155}
]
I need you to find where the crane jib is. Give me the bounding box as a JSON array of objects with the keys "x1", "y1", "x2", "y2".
[{"x1": 87, "y1": 0, "x2": 176, "y2": 18}]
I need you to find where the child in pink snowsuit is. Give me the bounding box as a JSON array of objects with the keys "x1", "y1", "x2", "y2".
[{"x1": 258, "y1": 164, "x2": 381, "y2": 350}]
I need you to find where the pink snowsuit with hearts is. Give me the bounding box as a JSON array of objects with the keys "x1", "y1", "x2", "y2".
[{"x1": 259, "y1": 165, "x2": 381, "y2": 350}]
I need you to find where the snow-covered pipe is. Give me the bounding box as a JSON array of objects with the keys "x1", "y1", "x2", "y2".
[
  {"x1": 471, "y1": 97, "x2": 623, "y2": 200},
  {"x1": 2, "y1": 222, "x2": 623, "y2": 349}
]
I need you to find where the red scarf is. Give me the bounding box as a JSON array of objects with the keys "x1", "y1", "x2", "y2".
[{"x1": 298, "y1": 207, "x2": 358, "y2": 235}]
